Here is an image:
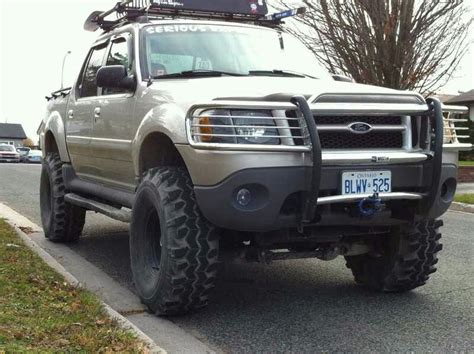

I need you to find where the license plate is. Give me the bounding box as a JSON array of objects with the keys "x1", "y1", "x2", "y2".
[{"x1": 342, "y1": 171, "x2": 391, "y2": 195}]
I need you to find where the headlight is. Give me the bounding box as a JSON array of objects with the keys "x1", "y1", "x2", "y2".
[
  {"x1": 194, "y1": 109, "x2": 279, "y2": 145},
  {"x1": 232, "y1": 110, "x2": 279, "y2": 145}
]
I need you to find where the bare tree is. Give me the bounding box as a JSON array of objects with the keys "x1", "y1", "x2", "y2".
[{"x1": 272, "y1": 0, "x2": 473, "y2": 94}]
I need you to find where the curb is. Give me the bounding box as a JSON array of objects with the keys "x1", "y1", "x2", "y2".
[
  {"x1": 450, "y1": 202, "x2": 474, "y2": 214},
  {"x1": 1, "y1": 210, "x2": 165, "y2": 353}
]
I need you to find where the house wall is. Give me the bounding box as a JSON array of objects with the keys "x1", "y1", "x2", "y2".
[
  {"x1": 469, "y1": 103, "x2": 474, "y2": 122},
  {"x1": 0, "y1": 139, "x2": 24, "y2": 148}
]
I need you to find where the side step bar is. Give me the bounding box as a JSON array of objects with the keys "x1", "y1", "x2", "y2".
[{"x1": 64, "y1": 193, "x2": 131, "y2": 223}]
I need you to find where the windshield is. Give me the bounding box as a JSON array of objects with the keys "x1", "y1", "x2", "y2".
[
  {"x1": 0, "y1": 145, "x2": 15, "y2": 152},
  {"x1": 142, "y1": 24, "x2": 330, "y2": 79}
]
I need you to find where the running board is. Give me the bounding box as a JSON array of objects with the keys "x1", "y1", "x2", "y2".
[
  {"x1": 64, "y1": 193, "x2": 131, "y2": 223},
  {"x1": 317, "y1": 192, "x2": 424, "y2": 205}
]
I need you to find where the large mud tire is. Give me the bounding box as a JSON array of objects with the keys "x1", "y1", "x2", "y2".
[
  {"x1": 345, "y1": 220, "x2": 443, "y2": 292},
  {"x1": 40, "y1": 153, "x2": 86, "y2": 243},
  {"x1": 130, "y1": 167, "x2": 219, "y2": 316}
]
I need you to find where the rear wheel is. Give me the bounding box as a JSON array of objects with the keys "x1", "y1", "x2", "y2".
[
  {"x1": 40, "y1": 153, "x2": 85, "y2": 242},
  {"x1": 345, "y1": 219, "x2": 443, "y2": 292},
  {"x1": 130, "y1": 167, "x2": 219, "y2": 316}
]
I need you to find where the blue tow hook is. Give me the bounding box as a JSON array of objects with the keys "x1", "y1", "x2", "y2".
[{"x1": 358, "y1": 193, "x2": 385, "y2": 217}]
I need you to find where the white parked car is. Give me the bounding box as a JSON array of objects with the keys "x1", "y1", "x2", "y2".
[
  {"x1": 0, "y1": 144, "x2": 20, "y2": 163},
  {"x1": 26, "y1": 150, "x2": 42, "y2": 164}
]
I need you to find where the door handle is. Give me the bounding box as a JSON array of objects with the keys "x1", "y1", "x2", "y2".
[
  {"x1": 67, "y1": 110, "x2": 74, "y2": 119},
  {"x1": 94, "y1": 107, "x2": 101, "y2": 122}
]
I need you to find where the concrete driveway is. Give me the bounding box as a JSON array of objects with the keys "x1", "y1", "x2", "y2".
[{"x1": 0, "y1": 163, "x2": 473, "y2": 352}]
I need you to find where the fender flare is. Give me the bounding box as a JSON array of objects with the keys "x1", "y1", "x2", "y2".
[
  {"x1": 132, "y1": 103, "x2": 187, "y2": 176},
  {"x1": 42, "y1": 111, "x2": 70, "y2": 162}
]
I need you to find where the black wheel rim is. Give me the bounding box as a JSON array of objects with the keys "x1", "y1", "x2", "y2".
[
  {"x1": 40, "y1": 167, "x2": 52, "y2": 227},
  {"x1": 137, "y1": 201, "x2": 163, "y2": 296}
]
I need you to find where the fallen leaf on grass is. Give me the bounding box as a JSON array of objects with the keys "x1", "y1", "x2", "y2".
[
  {"x1": 19, "y1": 226, "x2": 34, "y2": 234},
  {"x1": 54, "y1": 338, "x2": 71, "y2": 346},
  {"x1": 6, "y1": 243, "x2": 21, "y2": 248},
  {"x1": 70, "y1": 300, "x2": 82, "y2": 311}
]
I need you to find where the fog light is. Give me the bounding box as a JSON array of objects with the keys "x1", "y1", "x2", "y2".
[{"x1": 236, "y1": 188, "x2": 251, "y2": 207}]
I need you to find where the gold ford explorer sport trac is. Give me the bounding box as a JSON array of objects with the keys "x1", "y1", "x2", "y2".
[{"x1": 38, "y1": 0, "x2": 472, "y2": 315}]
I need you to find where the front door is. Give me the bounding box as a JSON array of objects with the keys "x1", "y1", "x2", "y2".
[
  {"x1": 89, "y1": 33, "x2": 137, "y2": 191},
  {"x1": 66, "y1": 42, "x2": 108, "y2": 178}
]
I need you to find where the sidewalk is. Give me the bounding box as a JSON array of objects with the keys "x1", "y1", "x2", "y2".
[
  {"x1": 0, "y1": 203, "x2": 214, "y2": 354},
  {"x1": 457, "y1": 183, "x2": 474, "y2": 194}
]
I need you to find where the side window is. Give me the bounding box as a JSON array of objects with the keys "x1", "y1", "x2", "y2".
[
  {"x1": 107, "y1": 37, "x2": 130, "y2": 69},
  {"x1": 80, "y1": 45, "x2": 107, "y2": 98},
  {"x1": 103, "y1": 37, "x2": 131, "y2": 95}
]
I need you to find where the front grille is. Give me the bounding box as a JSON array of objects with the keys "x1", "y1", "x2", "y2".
[
  {"x1": 319, "y1": 131, "x2": 403, "y2": 149},
  {"x1": 287, "y1": 112, "x2": 406, "y2": 149}
]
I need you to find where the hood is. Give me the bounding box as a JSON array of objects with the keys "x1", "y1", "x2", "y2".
[{"x1": 146, "y1": 76, "x2": 423, "y2": 106}]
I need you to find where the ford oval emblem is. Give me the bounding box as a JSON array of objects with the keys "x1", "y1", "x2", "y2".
[{"x1": 349, "y1": 122, "x2": 372, "y2": 134}]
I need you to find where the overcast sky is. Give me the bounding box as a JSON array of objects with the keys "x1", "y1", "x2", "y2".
[{"x1": 0, "y1": 0, "x2": 473, "y2": 140}]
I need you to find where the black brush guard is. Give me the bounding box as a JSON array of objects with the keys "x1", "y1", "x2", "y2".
[{"x1": 290, "y1": 96, "x2": 444, "y2": 225}]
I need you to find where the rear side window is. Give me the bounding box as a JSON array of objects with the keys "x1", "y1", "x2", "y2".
[{"x1": 80, "y1": 44, "x2": 107, "y2": 98}]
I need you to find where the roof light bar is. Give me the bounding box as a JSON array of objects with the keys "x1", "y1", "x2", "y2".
[{"x1": 263, "y1": 7, "x2": 306, "y2": 21}]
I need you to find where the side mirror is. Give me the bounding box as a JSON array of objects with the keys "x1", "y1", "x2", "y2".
[
  {"x1": 96, "y1": 65, "x2": 135, "y2": 90},
  {"x1": 332, "y1": 74, "x2": 355, "y2": 83}
]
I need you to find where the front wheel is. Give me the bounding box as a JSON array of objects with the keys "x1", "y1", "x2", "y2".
[
  {"x1": 345, "y1": 219, "x2": 443, "y2": 292},
  {"x1": 130, "y1": 167, "x2": 219, "y2": 316}
]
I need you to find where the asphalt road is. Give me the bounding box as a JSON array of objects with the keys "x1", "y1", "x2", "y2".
[{"x1": 1, "y1": 163, "x2": 473, "y2": 352}]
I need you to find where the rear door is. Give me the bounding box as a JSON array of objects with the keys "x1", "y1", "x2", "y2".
[
  {"x1": 66, "y1": 42, "x2": 108, "y2": 178},
  {"x1": 88, "y1": 32, "x2": 137, "y2": 190}
]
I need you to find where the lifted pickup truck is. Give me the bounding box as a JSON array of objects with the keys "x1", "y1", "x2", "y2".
[{"x1": 39, "y1": 0, "x2": 471, "y2": 315}]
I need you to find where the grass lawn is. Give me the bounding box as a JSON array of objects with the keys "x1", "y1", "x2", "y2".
[
  {"x1": 454, "y1": 194, "x2": 474, "y2": 205},
  {"x1": 459, "y1": 161, "x2": 474, "y2": 167},
  {"x1": 0, "y1": 219, "x2": 146, "y2": 352}
]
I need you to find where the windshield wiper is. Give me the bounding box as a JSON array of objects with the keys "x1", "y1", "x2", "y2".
[
  {"x1": 152, "y1": 70, "x2": 247, "y2": 79},
  {"x1": 248, "y1": 69, "x2": 316, "y2": 79}
]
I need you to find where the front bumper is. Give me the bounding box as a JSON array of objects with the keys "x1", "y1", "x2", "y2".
[
  {"x1": 0, "y1": 157, "x2": 20, "y2": 162},
  {"x1": 194, "y1": 163, "x2": 457, "y2": 232}
]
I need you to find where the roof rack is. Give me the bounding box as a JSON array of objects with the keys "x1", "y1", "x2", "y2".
[{"x1": 84, "y1": 0, "x2": 305, "y2": 32}]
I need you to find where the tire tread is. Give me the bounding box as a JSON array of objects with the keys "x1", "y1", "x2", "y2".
[
  {"x1": 133, "y1": 167, "x2": 219, "y2": 315},
  {"x1": 345, "y1": 219, "x2": 443, "y2": 292},
  {"x1": 41, "y1": 153, "x2": 85, "y2": 242}
]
